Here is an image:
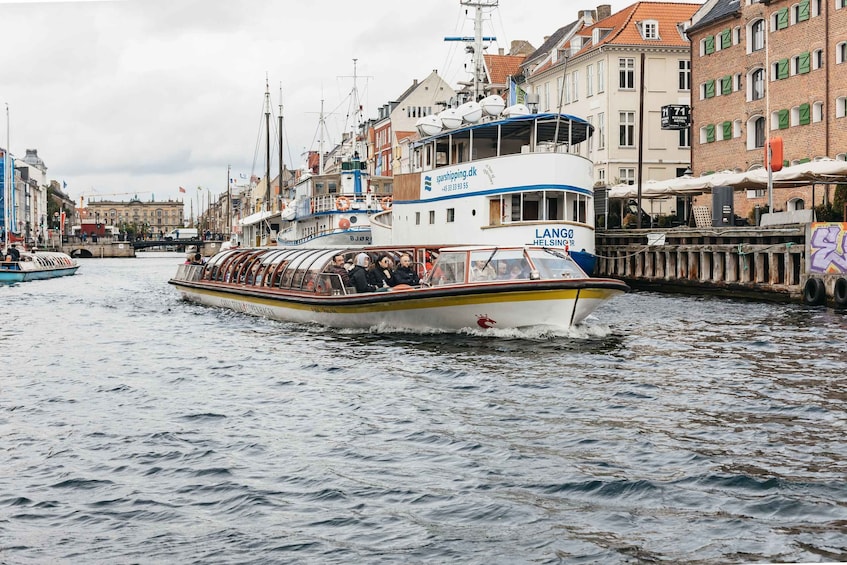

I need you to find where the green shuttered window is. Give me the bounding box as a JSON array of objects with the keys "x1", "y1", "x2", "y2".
[
  {"x1": 706, "y1": 124, "x2": 716, "y2": 143},
  {"x1": 722, "y1": 121, "x2": 732, "y2": 140},
  {"x1": 778, "y1": 109, "x2": 789, "y2": 129},
  {"x1": 778, "y1": 59, "x2": 789, "y2": 79},
  {"x1": 798, "y1": 52, "x2": 811, "y2": 74},
  {"x1": 721, "y1": 29, "x2": 731, "y2": 49},
  {"x1": 721, "y1": 76, "x2": 732, "y2": 95},
  {"x1": 798, "y1": 0, "x2": 810, "y2": 21},
  {"x1": 777, "y1": 8, "x2": 789, "y2": 29},
  {"x1": 799, "y1": 103, "x2": 811, "y2": 125},
  {"x1": 705, "y1": 36, "x2": 715, "y2": 54},
  {"x1": 705, "y1": 80, "x2": 715, "y2": 98}
]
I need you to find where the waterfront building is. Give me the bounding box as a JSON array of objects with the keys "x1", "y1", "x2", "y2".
[
  {"x1": 368, "y1": 70, "x2": 455, "y2": 177},
  {"x1": 82, "y1": 195, "x2": 185, "y2": 239},
  {"x1": 687, "y1": 0, "x2": 847, "y2": 218},
  {"x1": 1, "y1": 148, "x2": 51, "y2": 245},
  {"x1": 523, "y1": 2, "x2": 699, "y2": 221}
]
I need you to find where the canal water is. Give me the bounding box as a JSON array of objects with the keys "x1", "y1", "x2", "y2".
[{"x1": 2, "y1": 253, "x2": 846, "y2": 564}]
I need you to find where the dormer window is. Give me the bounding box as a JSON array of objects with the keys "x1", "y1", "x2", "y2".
[{"x1": 641, "y1": 20, "x2": 660, "y2": 40}]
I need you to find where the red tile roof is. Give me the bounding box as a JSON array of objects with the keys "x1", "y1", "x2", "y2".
[
  {"x1": 570, "y1": 2, "x2": 700, "y2": 56},
  {"x1": 483, "y1": 54, "x2": 526, "y2": 84}
]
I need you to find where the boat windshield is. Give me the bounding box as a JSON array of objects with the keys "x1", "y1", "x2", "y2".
[{"x1": 529, "y1": 248, "x2": 587, "y2": 279}]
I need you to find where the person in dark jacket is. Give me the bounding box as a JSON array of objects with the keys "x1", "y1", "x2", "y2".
[
  {"x1": 350, "y1": 253, "x2": 376, "y2": 293},
  {"x1": 391, "y1": 253, "x2": 419, "y2": 286},
  {"x1": 369, "y1": 254, "x2": 395, "y2": 288}
]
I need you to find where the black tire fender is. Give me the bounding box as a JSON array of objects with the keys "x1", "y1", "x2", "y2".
[
  {"x1": 803, "y1": 277, "x2": 826, "y2": 306},
  {"x1": 834, "y1": 277, "x2": 847, "y2": 308}
]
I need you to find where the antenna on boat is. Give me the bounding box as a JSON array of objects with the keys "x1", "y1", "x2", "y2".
[{"x1": 454, "y1": 0, "x2": 498, "y2": 102}]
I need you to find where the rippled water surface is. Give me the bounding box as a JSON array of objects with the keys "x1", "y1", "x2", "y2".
[{"x1": 2, "y1": 253, "x2": 846, "y2": 564}]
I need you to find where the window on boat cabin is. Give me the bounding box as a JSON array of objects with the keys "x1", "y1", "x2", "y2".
[
  {"x1": 429, "y1": 210, "x2": 436, "y2": 224},
  {"x1": 446, "y1": 208, "x2": 455, "y2": 222},
  {"x1": 328, "y1": 182, "x2": 337, "y2": 194},
  {"x1": 315, "y1": 182, "x2": 324, "y2": 194},
  {"x1": 429, "y1": 252, "x2": 466, "y2": 286},
  {"x1": 436, "y1": 140, "x2": 450, "y2": 165},
  {"x1": 415, "y1": 211, "x2": 421, "y2": 225}
]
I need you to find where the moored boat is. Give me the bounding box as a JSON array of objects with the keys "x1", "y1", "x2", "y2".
[
  {"x1": 0, "y1": 250, "x2": 80, "y2": 283},
  {"x1": 168, "y1": 245, "x2": 628, "y2": 332}
]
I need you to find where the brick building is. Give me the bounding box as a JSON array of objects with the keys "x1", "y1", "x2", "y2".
[{"x1": 687, "y1": 0, "x2": 847, "y2": 218}]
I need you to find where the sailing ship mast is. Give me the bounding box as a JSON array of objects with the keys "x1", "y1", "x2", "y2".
[
  {"x1": 3, "y1": 103, "x2": 9, "y2": 256},
  {"x1": 278, "y1": 84, "x2": 284, "y2": 207}
]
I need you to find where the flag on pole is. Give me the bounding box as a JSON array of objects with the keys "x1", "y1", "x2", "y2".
[
  {"x1": 197, "y1": 186, "x2": 202, "y2": 191},
  {"x1": 179, "y1": 186, "x2": 186, "y2": 193}
]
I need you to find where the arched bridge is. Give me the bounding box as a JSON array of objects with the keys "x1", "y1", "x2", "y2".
[{"x1": 131, "y1": 239, "x2": 205, "y2": 249}]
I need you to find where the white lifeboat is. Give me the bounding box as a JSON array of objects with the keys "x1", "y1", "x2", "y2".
[
  {"x1": 457, "y1": 101, "x2": 483, "y2": 123},
  {"x1": 501, "y1": 103, "x2": 530, "y2": 117},
  {"x1": 438, "y1": 108, "x2": 463, "y2": 129},
  {"x1": 480, "y1": 94, "x2": 506, "y2": 116},
  {"x1": 415, "y1": 114, "x2": 443, "y2": 137}
]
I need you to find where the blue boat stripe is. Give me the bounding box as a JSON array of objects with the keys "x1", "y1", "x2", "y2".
[{"x1": 395, "y1": 184, "x2": 593, "y2": 204}]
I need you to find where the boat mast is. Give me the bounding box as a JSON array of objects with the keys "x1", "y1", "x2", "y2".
[
  {"x1": 3, "y1": 103, "x2": 9, "y2": 256},
  {"x1": 278, "y1": 83, "x2": 284, "y2": 208},
  {"x1": 318, "y1": 96, "x2": 325, "y2": 176},
  {"x1": 226, "y1": 164, "x2": 232, "y2": 236},
  {"x1": 264, "y1": 76, "x2": 271, "y2": 213}
]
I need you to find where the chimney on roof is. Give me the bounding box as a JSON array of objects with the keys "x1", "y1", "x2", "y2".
[
  {"x1": 596, "y1": 4, "x2": 611, "y2": 20},
  {"x1": 498, "y1": 47, "x2": 504, "y2": 55},
  {"x1": 580, "y1": 9, "x2": 595, "y2": 26}
]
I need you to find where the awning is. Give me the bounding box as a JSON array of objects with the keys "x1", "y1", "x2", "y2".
[
  {"x1": 607, "y1": 159, "x2": 847, "y2": 199},
  {"x1": 239, "y1": 210, "x2": 276, "y2": 226}
]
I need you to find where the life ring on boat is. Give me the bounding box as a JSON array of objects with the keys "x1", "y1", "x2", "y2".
[
  {"x1": 834, "y1": 277, "x2": 847, "y2": 309},
  {"x1": 802, "y1": 277, "x2": 826, "y2": 306},
  {"x1": 380, "y1": 196, "x2": 393, "y2": 210},
  {"x1": 336, "y1": 196, "x2": 351, "y2": 211}
]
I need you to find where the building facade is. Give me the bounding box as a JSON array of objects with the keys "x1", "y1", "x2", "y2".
[
  {"x1": 524, "y1": 2, "x2": 699, "y2": 220},
  {"x1": 82, "y1": 196, "x2": 184, "y2": 239},
  {"x1": 687, "y1": 0, "x2": 847, "y2": 217}
]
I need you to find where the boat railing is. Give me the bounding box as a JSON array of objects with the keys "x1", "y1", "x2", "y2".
[
  {"x1": 309, "y1": 194, "x2": 389, "y2": 215},
  {"x1": 318, "y1": 272, "x2": 355, "y2": 296}
]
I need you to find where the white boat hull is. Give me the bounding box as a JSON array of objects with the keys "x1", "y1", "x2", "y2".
[{"x1": 171, "y1": 282, "x2": 624, "y2": 331}]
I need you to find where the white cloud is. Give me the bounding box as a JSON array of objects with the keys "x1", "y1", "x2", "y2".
[{"x1": 2, "y1": 0, "x2": 700, "y2": 206}]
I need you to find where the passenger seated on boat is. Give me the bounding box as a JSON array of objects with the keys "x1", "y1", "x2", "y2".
[
  {"x1": 372, "y1": 255, "x2": 395, "y2": 288},
  {"x1": 327, "y1": 254, "x2": 351, "y2": 287},
  {"x1": 509, "y1": 263, "x2": 527, "y2": 279},
  {"x1": 8, "y1": 244, "x2": 20, "y2": 262},
  {"x1": 350, "y1": 253, "x2": 377, "y2": 293},
  {"x1": 470, "y1": 259, "x2": 496, "y2": 281},
  {"x1": 392, "y1": 253, "x2": 419, "y2": 286}
]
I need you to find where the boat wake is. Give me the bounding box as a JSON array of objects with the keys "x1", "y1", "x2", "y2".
[{"x1": 337, "y1": 318, "x2": 615, "y2": 340}]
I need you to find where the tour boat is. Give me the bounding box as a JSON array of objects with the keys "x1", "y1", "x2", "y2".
[
  {"x1": 0, "y1": 250, "x2": 80, "y2": 283},
  {"x1": 168, "y1": 245, "x2": 628, "y2": 332}
]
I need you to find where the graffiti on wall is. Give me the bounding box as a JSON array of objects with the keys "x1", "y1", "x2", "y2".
[{"x1": 809, "y1": 222, "x2": 847, "y2": 274}]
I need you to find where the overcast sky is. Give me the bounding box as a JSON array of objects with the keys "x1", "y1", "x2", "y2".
[{"x1": 2, "y1": 0, "x2": 700, "y2": 208}]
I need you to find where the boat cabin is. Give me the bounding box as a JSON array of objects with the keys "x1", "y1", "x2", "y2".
[
  {"x1": 411, "y1": 113, "x2": 593, "y2": 171},
  {"x1": 175, "y1": 245, "x2": 589, "y2": 296}
]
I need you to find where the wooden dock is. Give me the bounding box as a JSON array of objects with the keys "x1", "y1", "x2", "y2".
[{"x1": 595, "y1": 224, "x2": 847, "y2": 306}]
